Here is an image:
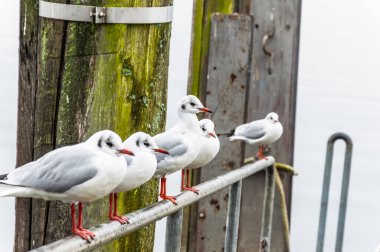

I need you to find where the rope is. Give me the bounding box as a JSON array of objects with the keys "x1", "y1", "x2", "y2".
[{"x1": 274, "y1": 162, "x2": 295, "y2": 252}]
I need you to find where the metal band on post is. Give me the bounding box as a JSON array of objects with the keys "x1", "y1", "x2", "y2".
[{"x1": 39, "y1": 0, "x2": 173, "y2": 24}]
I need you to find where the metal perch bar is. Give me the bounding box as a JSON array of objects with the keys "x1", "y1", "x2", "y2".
[{"x1": 30, "y1": 157, "x2": 275, "y2": 252}]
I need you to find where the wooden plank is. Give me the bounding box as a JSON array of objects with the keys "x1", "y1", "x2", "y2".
[
  {"x1": 187, "y1": 13, "x2": 254, "y2": 252},
  {"x1": 30, "y1": 5, "x2": 67, "y2": 248},
  {"x1": 237, "y1": 0, "x2": 302, "y2": 251},
  {"x1": 15, "y1": 0, "x2": 39, "y2": 251},
  {"x1": 187, "y1": 0, "x2": 235, "y2": 97}
]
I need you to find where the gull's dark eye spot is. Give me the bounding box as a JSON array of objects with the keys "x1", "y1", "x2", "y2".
[
  {"x1": 190, "y1": 102, "x2": 196, "y2": 106},
  {"x1": 270, "y1": 117, "x2": 273, "y2": 120},
  {"x1": 144, "y1": 141, "x2": 150, "y2": 147},
  {"x1": 201, "y1": 127, "x2": 206, "y2": 131},
  {"x1": 181, "y1": 104, "x2": 185, "y2": 110},
  {"x1": 106, "y1": 141, "x2": 113, "y2": 147}
]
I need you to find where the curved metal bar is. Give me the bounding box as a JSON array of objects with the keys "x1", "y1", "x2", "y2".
[
  {"x1": 316, "y1": 133, "x2": 353, "y2": 252},
  {"x1": 261, "y1": 30, "x2": 274, "y2": 74},
  {"x1": 262, "y1": 31, "x2": 274, "y2": 56}
]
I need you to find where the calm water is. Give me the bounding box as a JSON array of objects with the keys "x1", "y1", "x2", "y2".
[{"x1": 1, "y1": 1, "x2": 380, "y2": 252}]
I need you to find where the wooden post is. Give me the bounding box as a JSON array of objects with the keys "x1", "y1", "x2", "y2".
[
  {"x1": 186, "y1": 13, "x2": 254, "y2": 252},
  {"x1": 236, "y1": 1, "x2": 301, "y2": 251},
  {"x1": 185, "y1": 0, "x2": 301, "y2": 251},
  {"x1": 183, "y1": 1, "x2": 235, "y2": 251},
  {"x1": 16, "y1": 0, "x2": 172, "y2": 251}
]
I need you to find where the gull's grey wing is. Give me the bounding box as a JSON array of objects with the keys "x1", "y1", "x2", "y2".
[
  {"x1": 6, "y1": 146, "x2": 98, "y2": 193},
  {"x1": 154, "y1": 134, "x2": 188, "y2": 163},
  {"x1": 235, "y1": 120, "x2": 266, "y2": 140}
]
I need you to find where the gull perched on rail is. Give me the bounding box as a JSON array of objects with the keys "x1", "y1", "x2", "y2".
[
  {"x1": 183, "y1": 119, "x2": 220, "y2": 193},
  {"x1": 108, "y1": 132, "x2": 169, "y2": 224},
  {"x1": 229, "y1": 112, "x2": 283, "y2": 160},
  {"x1": 0, "y1": 130, "x2": 134, "y2": 242},
  {"x1": 153, "y1": 95, "x2": 212, "y2": 204}
]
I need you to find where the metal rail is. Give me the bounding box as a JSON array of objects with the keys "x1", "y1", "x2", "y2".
[
  {"x1": 30, "y1": 157, "x2": 275, "y2": 252},
  {"x1": 316, "y1": 133, "x2": 353, "y2": 252}
]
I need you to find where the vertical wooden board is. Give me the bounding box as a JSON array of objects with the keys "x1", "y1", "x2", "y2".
[
  {"x1": 237, "y1": 0, "x2": 301, "y2": 251},
  {"x1": 190, "y1": 14, "x2": 253, "y2": 252},
  {"x1": 187, "y1": 0, "x2": 235, "y2": 97},
  {"x1": 30, "y1": 13, "x2": 67, "y2": 249},
  {"x1": 15, "y1": 0, "x2": 39, "y2": 250}
]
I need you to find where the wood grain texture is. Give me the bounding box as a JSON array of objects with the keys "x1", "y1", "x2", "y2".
[
  {"x1": 15, "y1": 0, "x2": 39, "y2": 251},
  {"x1": 188, "y1": 14, "x2": 254, "y2": 252},
  {"x1": 16, "y1": 0, "x2": 172, "y2": 251},
  {"x1": 184, "y1": 2, "x2": 235, "y2": 251},
  {"x1": 29, "y1": 1, "x2": 68, "y2": 247},
  {"x1": 187, "y1": 0, "x2": 235, "y2": 97},
  {"x1": 237, "y1": 0, "x2": 301, "y2": 251}
]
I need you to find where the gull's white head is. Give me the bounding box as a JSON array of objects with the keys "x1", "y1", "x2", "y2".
[
  {"x1": 177, "y1": 95, "x2": 212, "y2": 114},
  {"x1": 265, "y1": 112, "x2": 280, "y2": 123},
  {"x1": 199, "y1": 119, "x2": 217, "y2": 138},
  {"x1": 127, "y1": 132, "x2": 169, "y2": 155},
  {"x1": 87, "y1": 130, "x2": 135, "y2": 157}
]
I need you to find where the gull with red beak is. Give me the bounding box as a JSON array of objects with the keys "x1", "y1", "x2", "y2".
[
  {"x1": 0, "y1": 130, "x2": 134, "y2": 242},
  {"x1": 182, "y1": 119, "x2": 220, "y2": 193},
  {"x1": 108, "y1": 132, "x2": 169, "y2": 224},
  {"x1": 229, "y1": 112, "x2": 283, "y2": 159},
  {"x1": 153, "y1": 95, "x2": 212, "y2": 204}
]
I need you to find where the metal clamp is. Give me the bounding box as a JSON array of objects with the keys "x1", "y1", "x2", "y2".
[{"x1": 39, "y1": 0, "x2": 173, "y2": 24}]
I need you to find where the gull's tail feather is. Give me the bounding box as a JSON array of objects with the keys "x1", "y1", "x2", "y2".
[
  {"x1": 229, "y1": 135, "x2": 247, "y2": 142},
  {"x1": 0, "y1": 173, "x2": 8, "y2": 180},
  {"x1": 0, "y1": 183, "x2": 24, "y2": 197}
]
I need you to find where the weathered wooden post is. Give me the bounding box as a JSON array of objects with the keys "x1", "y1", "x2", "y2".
[
  {"x1": 16, "y1": 0, "x2": 172, "y2": 251},
  {"x1": 185, "y1": 0, "x2": 301, "y2": 251},
  {"x1": 237, "y1": 1, "x2": 301, "y2": 251}
]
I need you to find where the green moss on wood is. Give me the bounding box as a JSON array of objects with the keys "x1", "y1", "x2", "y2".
[
  {"x1": 35, "y1": 0, "x2": 173, "y2": 250},
  {"x1": 188, "y1": 0, "x2": 234, "y2": 96}
]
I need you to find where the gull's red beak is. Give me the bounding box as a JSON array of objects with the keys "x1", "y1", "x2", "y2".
[
  {"x1": 208, "y1": 132, "x2": 216, "y2": 138},
  {"x1": 198, "y1": 107, "x2": 212, "y2": 113},
  {"x1": 154, "y1": 148, "x2": 170, "y2": 155},
  {"x1": 119, "y1": 148, "x2": 135, "y2": 156}
]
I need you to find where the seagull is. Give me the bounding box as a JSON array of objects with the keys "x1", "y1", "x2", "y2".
[
  {"x1": 183, "y1": 119, "x2": 220, "y2": 193},
  {"x1": 108, "y1": 132, "x2": 169, "y2": 224},
  {"x1": 229, "y1": 112, "x2": 283, "y2": 159},
  {"x1": 153, "y1": 95, "x2": 212, "y2": 204},
  {"x1": 0, "y1": 130, "x2": 134, "y2": 242}
]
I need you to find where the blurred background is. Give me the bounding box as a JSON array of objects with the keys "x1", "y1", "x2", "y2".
[{"x1": 1, "y1": 0, "x2": 379, "y2": 251}]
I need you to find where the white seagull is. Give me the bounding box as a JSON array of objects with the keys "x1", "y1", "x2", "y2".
[
  {"x1": 0, "y1": 130, "x2": 134, "y2": 242},
  {"x1": 153, "y1": 95, "x2": 212, "y2": 204},
  {"x1": 183, "y1": 119, "x2": 220, "y2": 193},
  {"x1": 229, "y1": 112, "x2": 283, "y2": 159},
  {"x1": 108, "y1": 132, "x2": 169, "y2": 224}
]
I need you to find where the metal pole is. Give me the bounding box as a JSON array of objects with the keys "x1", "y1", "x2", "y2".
[
  {"x1": 30, "y1": 157, "x2": 275, "y2": 252},
  {"x1": 335, "y1": 134, "x2": 353, "y2": 252},
  {"x1": 260, "y1": 165, "x2": 275, "y2": 252},
  {"x1": 316, "y1": 133, "x2": 353, "y2": 252},
  {"x1": 165, "y1": 209, "x2": 184, "y2": 252},
  {"x1": 224, "y1": 180, "x2": 242, "y2": 252}
]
